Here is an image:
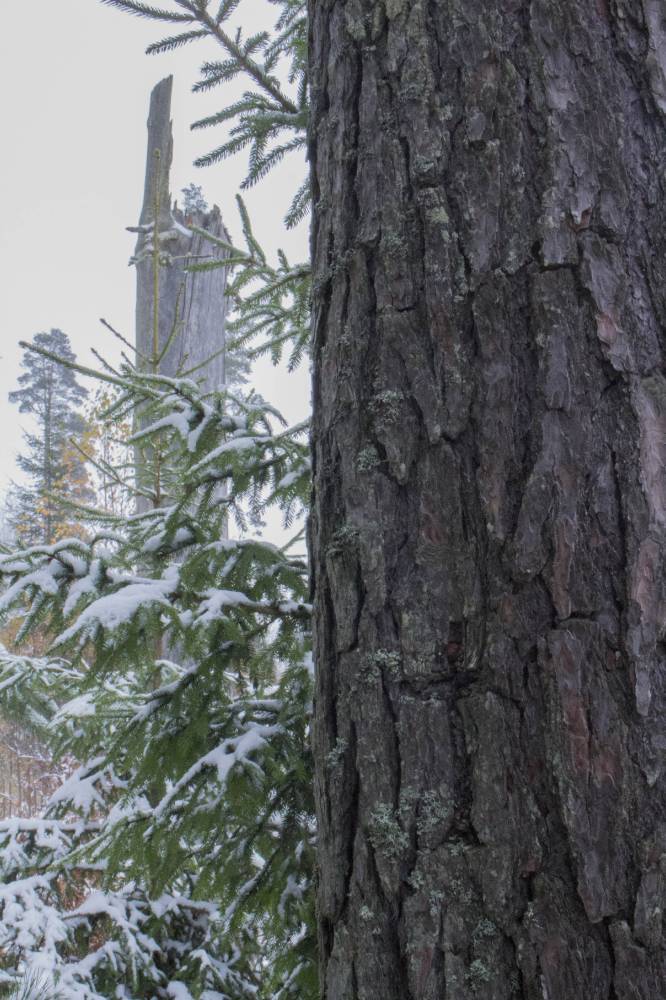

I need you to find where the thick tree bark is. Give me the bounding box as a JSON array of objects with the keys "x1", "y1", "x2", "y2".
[{"x1": 309, "y1": 2, "x2": 666, "y2": 998}]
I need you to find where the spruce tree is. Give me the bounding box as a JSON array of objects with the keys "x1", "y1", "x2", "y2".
[
  {"x1": 8, "y1": 331, "x2": 90, "y2": 545},
  {"x1": 0, "y1": 349, "x2": 313, "y2": 998}
]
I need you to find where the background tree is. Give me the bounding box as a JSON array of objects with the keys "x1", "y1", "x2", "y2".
[
  {"x1": 0, "y1": 332, "x2": 92, "y2": 826},
  {"x1": 8, "y1": 330, "x2": 91, "y2": 545},
  {"x1": 309, "y1": 1, "x2": 666, "y2": 997},
  {"x1": 181, "y1": 182, "x2": 208, "y2": 215}
]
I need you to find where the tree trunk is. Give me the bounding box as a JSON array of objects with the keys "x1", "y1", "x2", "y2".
[
  {"x1": 43, "y1": 372, "x2": 53, "y2": 544},
  {"x1": 133, "y1": 76, "x2": 229, "y2": 507},
  {"x1": 134, "y1": 75, "x2": 229, "y2": 389},
  {"x1": 309, "y1": 2, "x2": 666, "y2": 998}
]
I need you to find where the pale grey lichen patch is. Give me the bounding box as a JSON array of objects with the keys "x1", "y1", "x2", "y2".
[
  {"x1": 359, "y1": 649, "x2": 401, "y2": 685},
  {"x1": 472, "y1": 918, "x2": 498, "y2": 942},
  {"x1": 467, "y1": 959, "x2": 492, "y2": 990},
  {"x1": 356, "y1": 445, "x2": 381, "y2": 472},
  {"x1": 370, "y1": 649, "x2": 401, "y2": 677},
  {"x1": 426, "y1": 204, "x2": 450, "y2": 226},
  {"x1": 369, "y1": 803, "x2": 409, "y2": 858},
  {"x1": 380, "y1": 230, "x2": 408, "y2": 258},
  {"x1": 408, "y1": 867, "x2": 426, "y2": 891},
  {"x1": 369, "y1": 389, "x2": 404, "y2": 426},
  {"x1": 448, "y1": 877, "x2": 473, "y2": 904},
  {"x1": 326, "y1": 737, "x2": 348, "y2": 770},
  {"x1": 416, "y1": 789, "x2": 453, "y2": 837}
]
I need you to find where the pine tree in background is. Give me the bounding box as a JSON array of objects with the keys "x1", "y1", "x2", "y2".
[
  {"x1": 8, "y1": 331, "x2": 91, "y2": 545},
  {"x1": 0, "y1": 333, "x2": 93, "y2": 829},
  {"x1": 181, "y1": 183, "x2": 208, "y2": 215}
]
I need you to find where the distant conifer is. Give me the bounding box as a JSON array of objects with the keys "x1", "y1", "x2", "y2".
[{"x1": 8, "y1": 330, "x2": 91, "y2": 544}]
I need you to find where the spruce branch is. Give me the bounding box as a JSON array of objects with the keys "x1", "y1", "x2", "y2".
[
  {"x1": 184, "y1": 3, "x2": 298, "y2": 113},
  {"x1": 99, "y1": 0, "x2": 195, "y2": 22},
  {"x1": 100, "y1": 317, "x2": 148, "y2": 362},
  {"x1": 145, "y1": 26, "x2": 208, "y2": 52},
  {"x1": 18, "y1": 341, "x2": 125, "y2": 389}
]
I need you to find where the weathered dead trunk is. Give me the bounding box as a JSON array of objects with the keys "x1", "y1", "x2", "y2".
[
  {"x1": 133, "y1": 76, "x2": 229, "y2": 511},
  {"x1": 134, "y1": 75, "x2": 229, "y2": 390},
  {"x1": 309, "y1": 2, "x2": 666, "y2": 997}
]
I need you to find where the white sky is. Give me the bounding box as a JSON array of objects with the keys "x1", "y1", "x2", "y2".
[{"x1": 0, "y1": 0, "x2": 310, "y2": 509}]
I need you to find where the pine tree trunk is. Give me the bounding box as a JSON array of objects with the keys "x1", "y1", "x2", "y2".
[
  {"x1": 43, "y1": 372, "x2": 53, "y2": 544},
  {"x1": 309, "y1": 2, "x2": 666, "y2": 997}
]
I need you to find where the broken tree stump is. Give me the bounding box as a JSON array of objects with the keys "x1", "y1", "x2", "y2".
[{"x1": 132, "y1": 75, "x2": 229, "y2": 392}]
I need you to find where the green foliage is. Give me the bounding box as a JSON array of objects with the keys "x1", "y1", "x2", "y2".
[
  {"x1": 0, "y1": 345, "x2": 315, "y2": 998},
  {"x1": 190, "y1": 195, "x2": 310, "y2": 369}
]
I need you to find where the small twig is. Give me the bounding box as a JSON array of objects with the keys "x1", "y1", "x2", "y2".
[
  {"x1": 90, "y1": 349, "x2": 122, "y2": 378},
  {"x1": 100, "y1": 318, "x2": 147, "y2": 362}
]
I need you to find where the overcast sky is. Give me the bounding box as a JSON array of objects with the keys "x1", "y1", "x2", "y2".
[{"x1": 0, "y1": 0, "x2": 309, "y2": 504}]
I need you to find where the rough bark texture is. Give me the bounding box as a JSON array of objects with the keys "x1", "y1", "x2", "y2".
[
  {"x1": 134, "y1": 76, "x2": 228, "y2": 391},
  {"x1": 309, "y1": 2, "x2": 666, "y2": 997}
]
